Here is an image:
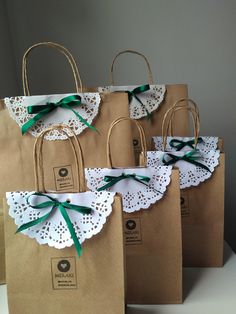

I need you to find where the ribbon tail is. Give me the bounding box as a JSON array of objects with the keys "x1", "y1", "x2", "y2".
[
  {"x1": 133, "y1": 178, "x2": 150, "y2": 186},
  {"x1": 21, "y1": 107, "x2": 54, "y2": 134},
  {"x1": 21, "y1": 116, "x2": 40, "y2": 134},
  {"x1": 188, "y1": 159, "x2": 212, "y2": 173},
  {"x1": 66, "y1": 203, "x2": 92, "y2": 214},
  {"x1": 59, "y1": 205, "x2": 82, "y2": 257},
  {"x1": 69, "y1": 107, "x2": 98, "y2": 133},
  {"x1": 16, "y1": 210, "x2": 52, "y2": 233}
]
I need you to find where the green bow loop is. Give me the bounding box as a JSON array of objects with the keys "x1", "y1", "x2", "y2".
[
  {"x1": 16, "y1": 192, "x2": 92, "y2": 257},
  {"x1": 97, "y1": 173, "x2": 151, "y2": 191},
  {"x1": 169, "y1": 137, "x2": 204, "y2": 151},
  {"x1": 21, "y1": 95, "x2": 98, "y2": 134},
  {"x1": 125, "y1": 84, "x2": 151, "y2": 120},
  {"x1": 162, "y1": 150, "x2": 211, "y2": 172}
]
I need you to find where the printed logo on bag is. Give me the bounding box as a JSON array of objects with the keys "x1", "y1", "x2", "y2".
[
  {"x1": 180, "y1": 192, "x2": 191, "y2": 217},
  {"x1": 124, "y1": 217, "x2": 142, "y2": 245},
  {"x1": 57, "y1": 259, "x2": 71, "y2": 272},
  {"x1": 133, "y1": 139, "x2": 139, "y2": 147},
  {"x1": 53, "y1": 165, "x2": 74, "y2": 191},
  {"x1": 126, "y1": 219, "x2": 137, "y2": 230},
  {"x1": 133, "y1": 138, "x2": 142, "y2": 152},
  {"x1": 58, "y1": 168, "x2": 69, "y2": 178},
  {"x1": 51, "y1": 257, "x2": 77, "y2": 290}
]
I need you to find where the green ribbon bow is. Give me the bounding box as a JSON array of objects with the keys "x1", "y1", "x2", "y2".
[
  {"x1": 97, "y1": 173, "x2": 151, "y2": 191},
  {"x1": 21, "y1": 95, "x2": 97, "y2": 134},
  {"x1": 162, "y1": 150, "x2": 211, "y2": 172},
  {"x1": 16, "y1": 192, "x2": 92, "y2": 257},
  {"x1": 169, "y1": 137, "x2": 204, "y2": 151},
  {"x1": 124, "y1": 84, "x2": 151, "y2": 119}
]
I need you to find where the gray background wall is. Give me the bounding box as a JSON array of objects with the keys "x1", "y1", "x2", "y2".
[{"x1": 1, "y1": 0, "x2": 236, "y2": 251}]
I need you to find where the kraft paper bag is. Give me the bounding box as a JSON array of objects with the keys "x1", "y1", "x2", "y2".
[
  {"x1": 85, "y1": 118, "x2": 183, "y2": 304},
  {"x1": 95, "y1": 49, "x2": 189, "y2": 157},
  {"x1": 4, "y1": 126, "x2": 125, "y2": 314},
  {"x1": 124, "y1": 169, "x2": 182, "y2": 304},
  {"x1": 0, "y1": 42, "x2": 135, "y2": 283},
  {"x1": 181, "y1": 154, "x2": 224, "y2": 267},
  {"x1": 151, "y1": 98, "x2": 225, "y2": 267},
  {"x1": 0, "y1": 198, "x2": 5, "y2": 284}
]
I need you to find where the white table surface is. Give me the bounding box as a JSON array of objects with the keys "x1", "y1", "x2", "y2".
[{"x1": 1, "y1": 243, "x2": 235, "y2": 314}]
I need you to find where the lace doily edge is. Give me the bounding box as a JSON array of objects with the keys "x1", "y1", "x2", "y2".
[
  {"x1": 85, "y1": 168, "x2": 172, "y2": 213},
  {"x1": 6, "y1": 192, "x2": 115, "y2": 248}
]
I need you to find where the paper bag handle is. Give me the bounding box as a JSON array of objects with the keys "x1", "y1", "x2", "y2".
[
  {"x1": 22, "y1": 41, "x2": 83, "y2": 96},
  {"x1": 106, "y1": 117, "x2": 147, "y2": 168},
  {"x1": 33, "y1": 125, "x2": 86, "y2": 193},
  {"x1": 110, "y1": 49, "x2": 154, "y2": 85},
  {"x1": 165, "y1": 98, "x2": 200, "y2": 137},
  {"x1": 162, "y1": 98, "x2": 200, "y2": 150},
  {"x1": 168, "y1": 98, "x2": 200, "y2": 133}
]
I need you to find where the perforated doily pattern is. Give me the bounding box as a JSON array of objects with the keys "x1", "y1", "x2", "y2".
[
  {"x1": 153, "y1": 136, "x2": 219, "y2": 153},
  {"x1": 4, "y1": 93, "x2": 101, "y2": 140},
  {"x1": 147, "y1": 150, "x2": 220, "y2": 189},
  {"x1": 98, "y1": 85, "x2": 166, "y2": 119},
  {"x1": 6, "y1": 191, "x2": 115, "y2": 249},
  {"x1": 85, "y1": 166, "x2": 172, "y2": 213}
]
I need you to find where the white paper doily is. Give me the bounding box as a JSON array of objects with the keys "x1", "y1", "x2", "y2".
[
  {"x1": 98, "y1": 85, "x2": 166, "y2": 119},
  {"x1": 147, "y1": 150, "x2": 220, "y2": 189},
  {"x1": 153, "y1": 136, "x2": 219, "y2": 153},
  {"x1": 6, "y1": 191, "x2": 115, "y2": 249},
  {"x1": 85, "y1": 166, "x2": 172, "y2": 213},
  {"x1": 4, "y1": 93, "x2": 101, "y2": 140}
]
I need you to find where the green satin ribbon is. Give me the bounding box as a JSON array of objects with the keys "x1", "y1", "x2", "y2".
[
  {"x1": 16, "y1": 192, "x2": 92, "y2": 257},
  {"x1": 169, "y1": 137, "x2": 204, "y2": 151},
  {"x1": 124, "y1": 84, "x2": 151, "y2": 119},
  {"x1": 162, "y1": 150, "x2": 211, "y2": 172},
  {"x1": 97, "y1": 173, "x2": 150, "y2": 191},
  {"x1": 21, "y1": 95, "x2": 97, "y2": 134}
]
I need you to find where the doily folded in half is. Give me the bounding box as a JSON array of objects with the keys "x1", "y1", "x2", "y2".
[
  {"x1": 98, "y1": 85, "x2": 166, "y2": 119},
  {"x1": 85, "y1": 165, "x2": 172, "y2": 213},
  {"x1": 6, "y1": 191, "x2": 115, "y2": 249},
  {"x1": 147, "y1": 150, "x2": 220, "y2": 189},
  {"x1": 4, "y1": 92, "x2": 100, "y2": 140},
  {"x1": 153, "y1": 136, "x2": 219, "y2": 153}
]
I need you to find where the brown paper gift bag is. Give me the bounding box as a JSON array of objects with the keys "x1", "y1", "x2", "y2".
[
  {"x1": 4, "y1": 125, "x2": 125, "y2": 314},
  {"x1": 0, "y1": 42, "x2": 135, "y2": 283},
  {"x1": 151, "y1": 98, "x2": 225, "y2": 267},
  {"x1": 95, "y1": 49, "x2": 189, "y2": 156},
  {"x1": 0, "y1": 41, "x2": 135, "y2": 193},
  {"x1": 85, "y1": 117, "x2": 183, "y2": 304}
]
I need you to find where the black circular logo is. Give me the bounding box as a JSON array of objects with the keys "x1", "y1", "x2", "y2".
[
  {"x1": 57, "y1": 260, "x2": 70, "y2": 272},
  {"x1": 126, "y1": 219, "x2": 136, "y2": 230},
  {"x1": 133, "y1": 139, "x2": 139, "y2": 146},
  {"x1": 181, "y1": 196, "x2": 185, "y2": 206},
  {"x1": 58, "y1": 168, "x2": 68, "y2": 177}
]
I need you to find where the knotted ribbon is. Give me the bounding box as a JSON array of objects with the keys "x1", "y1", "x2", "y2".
[
  {"x1": 97, "y1": 173, "x2": 150, "y2": 191},
  {"x1": 124, "y1": 84, "x2": 151, "y2": 119},
  {"x1": 21, "y1": 95, "x2": 97, "y2": 134},
  {"x1": 169, "y1": 137, "x2": 204, "y2": 151},
  {"x1": 162, "y1": 150, "x2": 211, "y2": 172},
  {"x1": 16, "y1": 192, "x2": 92, "y2": 257}
]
